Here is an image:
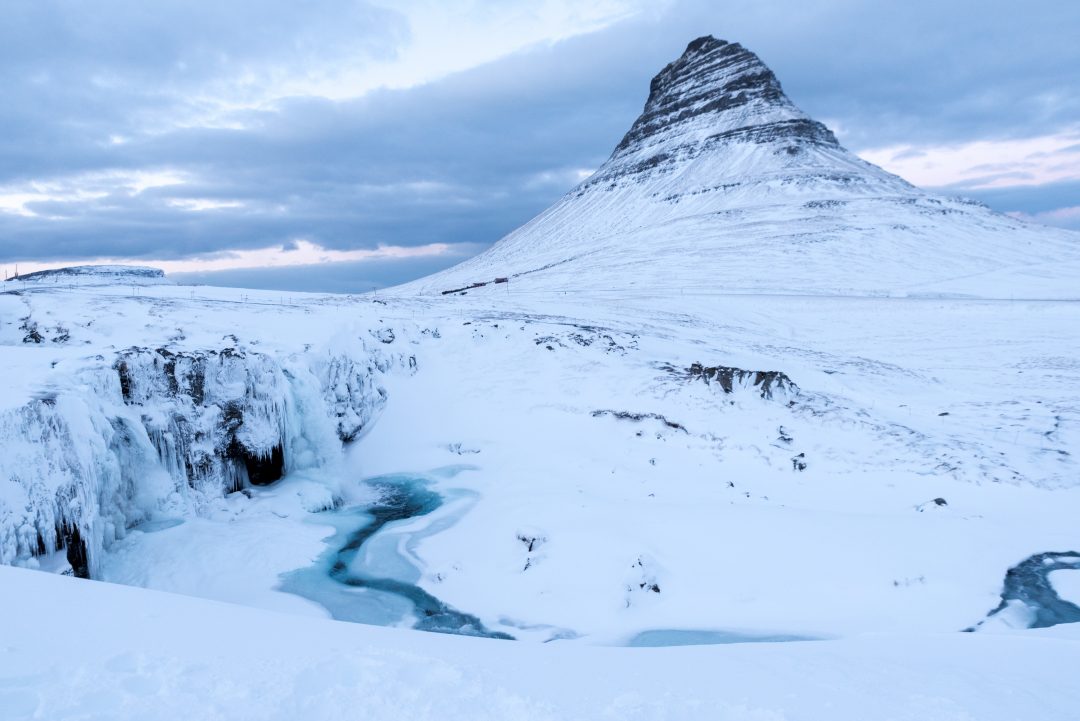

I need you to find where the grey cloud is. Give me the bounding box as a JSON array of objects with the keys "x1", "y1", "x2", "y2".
[
  {"x1": 0, "y1": 21, "x2": 658, "y2": 263},
  {"x1": 942, "y1": 179, "x2": 1080, "y2": 217},
  {"x1": 0, "y1": 1, "x2": 406, "y2": 79},
  {"x1": 0, "y1": 0, "x2": 1077, "y2": 291}
]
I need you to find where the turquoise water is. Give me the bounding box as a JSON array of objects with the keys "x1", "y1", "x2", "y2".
[
  {"x1": 628, "y1": 629, "x2": 815, "y2": 647},
  {"x1": 279, "y1": 468, "x2": 825, "y2": 647},
  {"x1": 279, "y1": 471, "x2": 512, "y2": 639}
]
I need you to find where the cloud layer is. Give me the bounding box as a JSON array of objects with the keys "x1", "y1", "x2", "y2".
[{"x1": 2, "y1": 0, "x2": 1078, "y2": 289}]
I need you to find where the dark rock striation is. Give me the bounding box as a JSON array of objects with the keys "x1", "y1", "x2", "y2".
[
  {"x1": 614, "y1": 36, "x2": 837, "y2": 154},
  {"x1": 585, "y1": 36, "x2": 840, "y2": 189}
]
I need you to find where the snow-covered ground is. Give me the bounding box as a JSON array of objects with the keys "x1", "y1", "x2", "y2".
[
  {"x1": 2, "y1": 35, "x2": 1080, "y2": 719},
  {"x1": 4, "y1": 564, "x2": 1080, "y2": 721},
  {"x1": 2, "y1": 277, "x2": 1079, "y2": 718}
]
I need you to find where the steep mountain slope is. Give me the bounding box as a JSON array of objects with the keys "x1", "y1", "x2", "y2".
[{"x1": 406, "y1": 36, "x2": 1080, "y2": 298}]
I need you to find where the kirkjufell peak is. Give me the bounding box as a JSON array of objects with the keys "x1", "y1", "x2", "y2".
[
  {"x1": 591, "y1": 34, "x2": 878, "y2": 192},
  {"x1": 612, "y1": 36, "x2": 838, "y2": 161},
  {"x1": 406, "y1": 36, "x2": 1079, "y2": 299}
]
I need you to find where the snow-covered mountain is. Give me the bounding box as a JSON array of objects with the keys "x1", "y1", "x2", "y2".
[
  {"x1": 409, "y1": 36, "x2": 1080, "y2": 299},
  {"x1": 2, "y1": 36, "x2": 1080, "y2": 721}
]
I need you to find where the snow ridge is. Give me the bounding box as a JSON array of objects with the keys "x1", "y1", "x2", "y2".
[{"x1": 7, "y1": 265, "x2": 170, "y2": 285}]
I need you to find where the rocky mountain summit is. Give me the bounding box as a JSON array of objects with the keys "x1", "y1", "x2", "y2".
[{"x1": 601, "y1": 36, "x2": 843, "y2": 185}]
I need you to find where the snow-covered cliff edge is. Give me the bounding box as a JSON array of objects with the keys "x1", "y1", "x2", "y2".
[{"x1": 0, "y1": 325, "x2": 393, "y2": 578}]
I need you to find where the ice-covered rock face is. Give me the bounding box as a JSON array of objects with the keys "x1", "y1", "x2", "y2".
[
  {"x1": 0, "y1": 388, "x2": 172, "y2": 579},
  {"x1": 315, "y1": 352, "x2": 389, "y2": 442},
  {"x1": 116, "y1": 346, "x2": 298, "y2": 495},
  {"x1": 0, "y1": 339, "x2": 391, "y2": 578}
]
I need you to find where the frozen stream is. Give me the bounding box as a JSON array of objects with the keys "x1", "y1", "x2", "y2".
[
  {"x1": 278, "y1": 469, "x2": 822, "y2": 646},
  {"x1": 279, "y1": 470, "x2": 513, "y2": 639},
  {"x1": 971, "y1": 551, "x2": 1080, "y2": 630}
]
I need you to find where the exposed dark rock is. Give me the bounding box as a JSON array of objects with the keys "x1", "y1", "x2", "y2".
[
  {"x1": 241, "y1": 444, "x2": 285, "y2": 486},
  {"x1": 592, "y1": 409, "x2": 688, "y2": 433},
  {"x1": 516, "y1": 532, "x2": 546, "y2": 553},
  {"x1": 805, "y1": 199, "x2": 847, "y2": 210},
  {"x1": 533, "y1": 325, "x2": 631, "y2": 354},
  {"x1": 672, "y1": 362, "x2": 797, "y2": 399},
  {"x1": 916, "y1": 497, "x2": 951, "y2": 512},
  {"x1": 372, "y1": 327, "x2": 396, "y2": 344},
  {"x1": 116, "y1": 359, "x2": 134, "y2": 400},
  {"x1": 188, "y1": 357, "x2": 206, "y2": 406},
  {"x1": 20, "y1": 317, "x2": 43, "y2": 344},
  {"x1": 441, "y1": 281, "x2": 490, "y2": 295},
  {"x1": 584, "y1": 36, "x2": 840, "y2": 189},
  {"x1": 62, "y1": 523, "x2": 90, "y2": 579}
]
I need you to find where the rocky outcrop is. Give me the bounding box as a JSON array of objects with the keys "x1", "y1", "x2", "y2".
[{"x1": 686, "y1": 362, "x2": 799, "y2": 403}]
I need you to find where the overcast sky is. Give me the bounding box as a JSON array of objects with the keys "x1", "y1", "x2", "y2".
[{"x1": 2, "y1": 0, "x2": 1078, "y2": 291}]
